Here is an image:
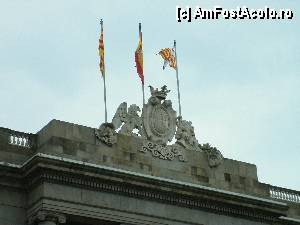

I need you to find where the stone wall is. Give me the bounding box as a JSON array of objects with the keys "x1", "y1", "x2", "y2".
[
  {"x1": 36, "y1": 119, "x2": 265, "y2": 197},
  {"x1": 0, "y1": 187, "x2": 26, "y2": 225},
  {"x1": 0, "y1": 120, "x2": 299, "y2": 225}
]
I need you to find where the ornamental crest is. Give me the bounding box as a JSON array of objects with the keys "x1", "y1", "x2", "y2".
[
  {"x1": 142, "y1": 85, "x2": 177, "y2": 145},
  {"x1": 95, "y1": 84, "x2": 223, "y2": 166}
]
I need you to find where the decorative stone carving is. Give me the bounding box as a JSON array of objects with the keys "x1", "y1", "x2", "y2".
[
  {"x1": 28, "y1": 210, "x2": 66, "y2": 225},
  {"x1": 96, "y1": 84, "x2": 224, "y2": 165},
  {"x1": 142, "y1": 85, "x2": 177, "y2": 145},
  {"x1": 200, "y1": 143, "x2": 223, "y2": 167},
  {"x1": 95, "y1": 123, "x2": 117, "y2": 146},
  {"x1": 112, "y1": 102, "x2": 143, "y2": 136},
  {"x1": 140, "y1": 141, "x2": 185, "y2": 161},
  {"x1": 175, "y1": 117, "x2": 201, "y2": 151}
]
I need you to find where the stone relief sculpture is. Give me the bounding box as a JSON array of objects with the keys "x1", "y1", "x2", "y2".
[
  {"x1": 95, "y1": 102, "x2": 143, "y2": 146},
  {"x1": 141, "y1": 141, "x2": 185, "y2": 162},
  {"x1": 200, "y1": 143, "x2": 223, "y2": 167},
  {"x1": 96, "y1": 84, "x2": 223, "y2": 166},
  {"x1": 111, "y1": 102, "x2": 143, "y2": 136},
  {"x1": 142, "y1": 85, "x2": 176, "y2": 144},
  {"x1": 139, "y1": 85, "x2": 184, "y2": 161},
  {"x1": 95, "y1": 123, "x2": 116, "y2": 146},
  {"x1": 175, "y1": 117, "x2": 201, "y2": 151}
]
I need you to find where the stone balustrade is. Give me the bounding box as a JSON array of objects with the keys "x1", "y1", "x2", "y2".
[
  {"x1": 6, "y1": 129, "x2": 34, "y2": 148},
  {"x1": 269, "y1": 185, "x2": 300, "y2": 203}
]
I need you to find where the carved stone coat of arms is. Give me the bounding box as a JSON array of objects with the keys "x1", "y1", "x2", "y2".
[
  {"x1": 142, "y1": 85, "x2": 176, "y2": 145},
  {"x1": 95, "y1": 85, "x2": 223, "y2": 165}
]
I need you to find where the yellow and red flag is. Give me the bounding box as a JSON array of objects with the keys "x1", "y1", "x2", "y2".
[
  {"x1": 135, "y1": 23, "x2": 144, "y2": 85},
  {"x1": 159, "y1": 48, "x2": 176, "y2": 70},
  {"x1": 98, "y1": 21, "x2": 105, "y2": 77}
]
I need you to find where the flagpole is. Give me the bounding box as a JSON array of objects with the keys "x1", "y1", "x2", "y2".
[
  {"x1": 139, "y1": 23, "x2": 145, "y2": 105},
  {"x1": 142, "y1": 83, "x2": 145, "y2": 105},
  {"x1": 103, "y1": 70, "x2": 108, "y2": 123},
  {"x1": 100, "y1": 19, "x2": 108, "y2": 123},
  {"x1": 174, "y1": 40, "x2": 182, "y2": 117}
]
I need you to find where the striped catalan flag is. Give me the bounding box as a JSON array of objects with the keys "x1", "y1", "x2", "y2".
[
  {"x1": 98, "y1": 22, "x2": 105, "y2": 77},
  {"x1": 159, "y1": 48, "x2": 176, "y2": 70}
]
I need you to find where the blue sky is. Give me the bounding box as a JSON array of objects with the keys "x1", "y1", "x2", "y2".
[{"x1": 0, "y1": 0, "x2": 299, "y2": 190}]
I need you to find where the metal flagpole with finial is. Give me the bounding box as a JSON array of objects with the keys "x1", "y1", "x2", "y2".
[
  {"x1": 100, "y1": 19, "x2": 108, "y2": 123},
  {"x1": 174, "y1": 40, "x2": 182, "y2": 117}
]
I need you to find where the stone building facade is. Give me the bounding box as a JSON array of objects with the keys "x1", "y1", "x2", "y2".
[{"x1": 0, "y1": 86, "x2": 299, "y2": 225}]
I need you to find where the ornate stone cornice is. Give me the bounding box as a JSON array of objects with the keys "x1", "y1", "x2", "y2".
[
  {"x1": 0, "y1": 153, "x2": 289, "y2": 224},
  {"x1": 28, "y1": 210, "x2": 66, "y2": 225},
  {"x1": 24, "y1": 159, "x2": 286, "y2": 224}
]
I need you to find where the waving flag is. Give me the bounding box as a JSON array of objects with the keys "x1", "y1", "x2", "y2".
[
  {"x1": 158, "y1": 41, "x2": 181, "y2": 117},
  {"x1": 159, "y1": 48, "x2": 176, "y2": 70},
  {"x1": 98, "y1": 19, "x2": 107, "y2": 122},
  {"x1": 98, "y1": 22, "x2": 105, "y2": 77},
  {"x1": 135, "y1": 23, "x2": 144, "y2": 84}
]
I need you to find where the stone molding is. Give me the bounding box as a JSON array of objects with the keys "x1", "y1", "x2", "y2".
[
  {"x1": 25, "y1": 166, "x2": 285, "y2": 224},
  {"x1": 28, "y1": 210, "x2": 66, "y2": 225}
]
